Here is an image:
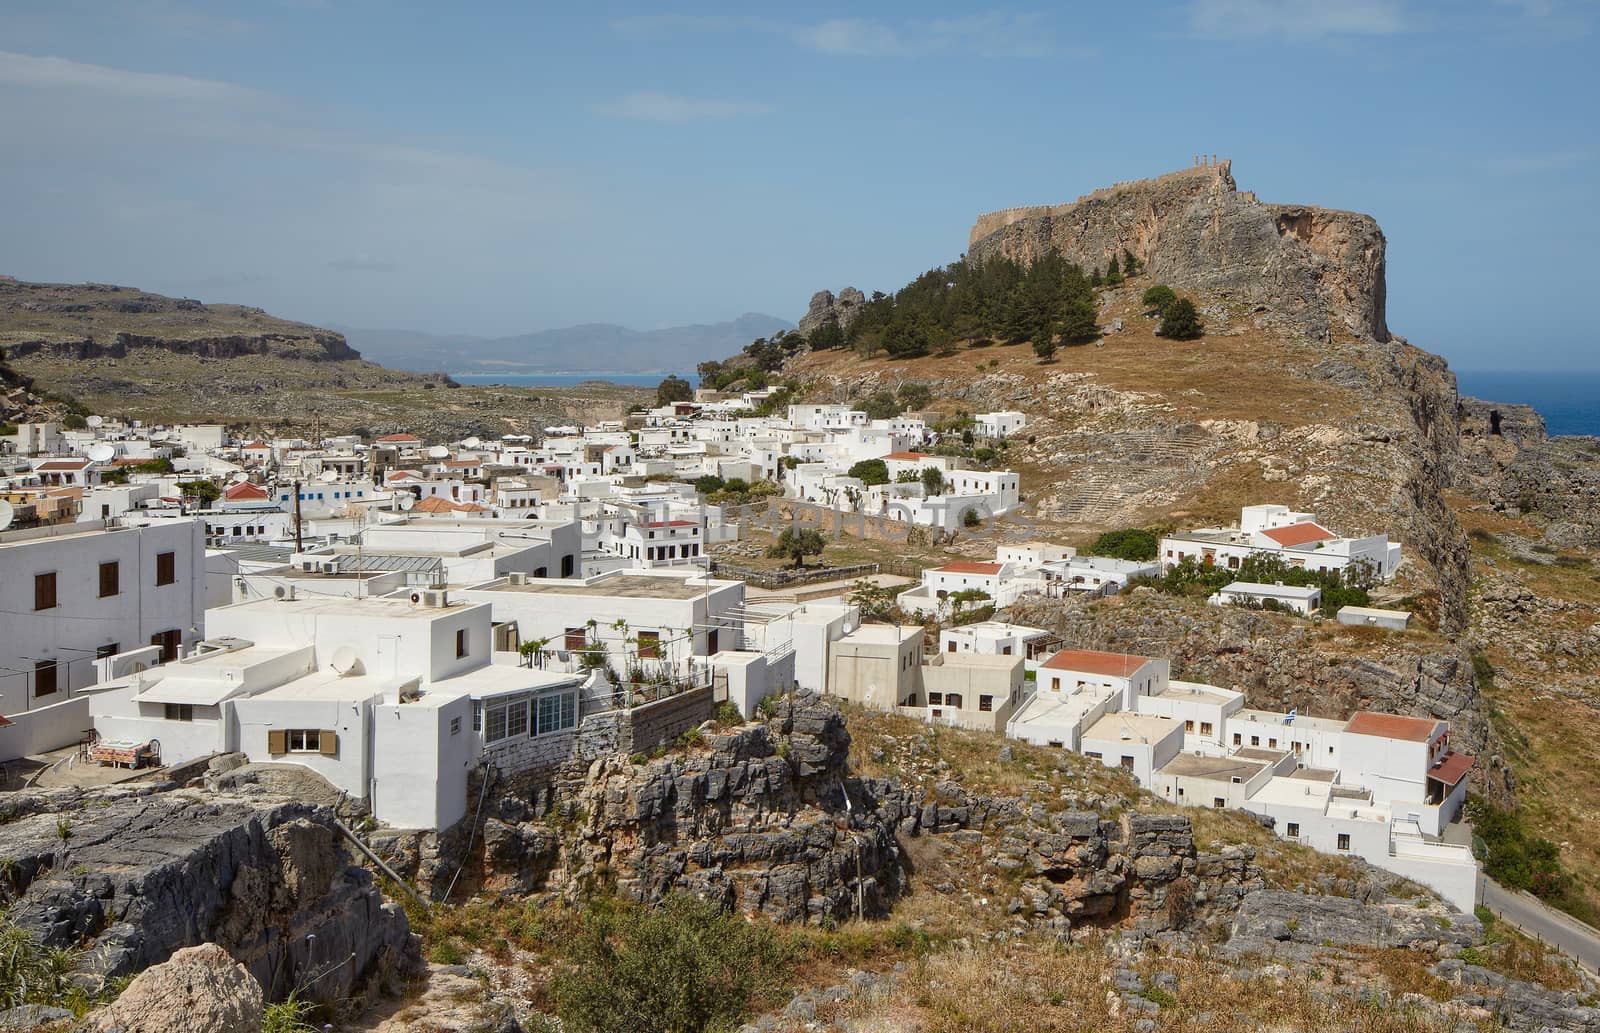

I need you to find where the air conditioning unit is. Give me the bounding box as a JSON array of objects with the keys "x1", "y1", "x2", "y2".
[
  {"x1": 321, "y1": 560, "x2": 340, "y2": 575},
  {"x1": 421, "y1": 589, "x2": 449, "y2": 608},
  {"x1": 273, "y1": 585, "x2": 295, "y2": 600},
  {"x1": 509, "y1": 572, "x2": 529, "y2": 586},
  {"x1": 300, "y1": 560, "x2": 317, "y2": 573}
]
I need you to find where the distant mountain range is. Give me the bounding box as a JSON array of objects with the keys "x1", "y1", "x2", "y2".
[{"x1": 332, "y1": 313, "x2": 792, "y2": 374}]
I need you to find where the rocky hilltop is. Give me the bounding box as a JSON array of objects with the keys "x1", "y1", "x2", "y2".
[
  {"x1": 967, "y1": 161, "x2": 1388, "y2": 343},
  {"x1": 0, "y1": 278, "x2": 361, "y2": 362}
]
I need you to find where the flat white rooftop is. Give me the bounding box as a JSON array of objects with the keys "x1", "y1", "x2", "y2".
[
  {"x1": 1083, "y1": 712, "x2": 1181, "y2": 745},
  {"x1": 1151, "y1": 680, "x2": 1242, "y2": 705},
  {"x1": 1233, "y1": 708, "x2": 1348, "y2": 733},
  {"x1": 220, "y1": 595, "x2": 479, "y2": 618}
]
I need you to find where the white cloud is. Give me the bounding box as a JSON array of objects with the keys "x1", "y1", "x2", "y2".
[
  {"x1": 611, "y1": 12, "x2": 1072, "y2": 59},
  {"x1": 594, "y1": 91, "x2": 772, "y2": 123},
  {"x1": 0, "y1": 49, "x2": 266, "y2": 103},
  {"x1": 1187, "y1": 0, "x2": 1409, "y2": 40}
]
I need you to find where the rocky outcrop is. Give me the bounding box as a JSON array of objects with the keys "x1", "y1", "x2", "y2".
[
  {"x1": 1229, "y1": 890, "x2": 1480, "y2": 953},
  {"x1": 968, "y1": 162, "x2": 1389, "y2": 343},
  {"x1": 85, "y1": 943, "x2": 263, "y2": 1033},
  {"x1": 0, "y1": 788, "x2": 417, "y2": 1005},
  {"x1": 407, "y1": 694, "x2": 1258, "y2": 933},
  {"x1": 1009, "y1": 592, "x2": 1511, "y2": 800},
  {"x1": 4, "y1": 330, "x2": 359, "y2": 363},
  {"x1": 797, "y1": 288, "x2": 866, "y2": 338}
]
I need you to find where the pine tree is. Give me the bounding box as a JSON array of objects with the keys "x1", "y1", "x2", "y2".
[
  {"x1": 1059, "y1": 295, "x2": 1099, "y2": 343},
  {"x1": 1122, "y1": 248, "x2": 1141, "y2": 276},
  {"x1": 1105, "y1": 253, "x2": 1123, "y2": 285},
  {"x1": 1033, "y1": 336, "x2": 1057, "y2": 361},
  {"x1": 1090, "y1": 267, "x2": 1103, "y2": 287},
  {"x1": 1158, "y1": 297, "x2": 1204, "y2": 340}
]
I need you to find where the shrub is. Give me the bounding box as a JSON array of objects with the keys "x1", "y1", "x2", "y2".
[
  {"x1": 713, "y1": 700, "x2": 742, "y2": 726},
  {"x1": 1090, "y1": 528, "x2": 1159, "y2": 561},
  {"x1": 0, "y1": 919, "x2": 85, "y2": 1012},
  {"x1": 551, "y1": 894, "x2": 793, "y2": 1033},
  {"x1": 847, "y1": 458, "x2": 889, "y2": 486},
  {"x1": 263, "y1": 992, "x2": 320, "y2": 1033},
  {"x1": 1032, "y1": 337, "x2": 1057, "y2": 361},
  {"x1": 1141, "y1": 284, "x2": 1178, "y2": 314},
  {"x1": 961, "y1": 507, "x2": 982, "y2": 529},
  {"x1": 655, "y1": 375, "x2": 694, "y2": 406},
  {"x1": 1158, "y1": 298, "x2": 1204, "y2": 340}
]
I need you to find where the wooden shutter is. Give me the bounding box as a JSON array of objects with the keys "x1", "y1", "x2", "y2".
[
  {"x1": 267, "y1": 730, "x2": 287, "y2": 754},
  {"x1": 319, "y1": 731, "x2": 339, "y2": 756}
]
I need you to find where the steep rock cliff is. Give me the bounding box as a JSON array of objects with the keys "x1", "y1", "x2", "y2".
[{"x1": 967, "y1": 162, "x2": 1389, "y2": 343}]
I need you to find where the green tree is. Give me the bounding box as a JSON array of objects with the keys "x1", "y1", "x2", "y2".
[
  {"x1": 1058, "y1": 296, "x2": 1099, "y2": 344},
  {"x1": 1090, "y1": 528, "x2": 1159, "y2": 561},
  {"x1": 693, "y1": 474, "x2": 725, "y2": 495},
  {"x1": 1141, "y1": 284, "x2": 1178, "y2": 315},
  {"x1": 61, "y1": 413, "x2": 88, "y2": 430},
  {"x1": 1033, "y1": 336, "x2": 1057, "y2": 362},
  {"x1": 1104, "y1": 254, "x2": 1122, "y2": 285},
  {"x1": 1089, "y1": 267, "x2": 1103, "y2": 287},
  {"x1": 897, "y1": 382, "x2": 933, "y2": 411},
  {"x1": 808, "y1": 316, "x2": 844, "y2": 350},
  {"x1": 655, "y1": 375, "x2": 694, "y2": 406},
  {"x1": 551, "y1": 895, "x2": 793, "y2": 1033},
  {"x1": 177, "y1": 479, "x2": 222, "y2": 505},
  {"x1": 859, "y1": 391, "x2": 902, "y2": 421},
  {"x1": 847, "y1": 458, "x2": 890, "y2": 486},
  {"x1": 768, "y1": 526, "x2": 826, "y2": 569},
  {"x1": 1158, "y1": 298, "x2": 1204, "y2": 340},
  {"x1": 1122, "y1": 248, "x2": 1141, "y2": 276},
  {"x1": 920, "y1": 466, "x2": 946, "y2": 496}
]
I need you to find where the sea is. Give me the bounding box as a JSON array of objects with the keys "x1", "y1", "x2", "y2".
[
  {"x1": 1454, "y1": 370, "x2": 1600, "y2": 438},
  {"x1": 450, "y1": 372, "x2": 688, "y2": 389}
]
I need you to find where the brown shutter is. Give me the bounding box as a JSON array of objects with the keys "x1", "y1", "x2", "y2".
[
  {"x1": 267, "y1": 730, "x2": 287, "y2": 754},
  {"x1": 319, "y1": 731, "x2": 339, "y2": 756}
]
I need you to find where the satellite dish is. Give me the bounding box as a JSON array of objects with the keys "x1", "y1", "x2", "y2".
[
  {"x1": 86, "y1": 415, "x2": 104, "y2": 428},
  {"x1": 397, "y1": 495, "x2": 415, "y2": 511},
  {"x1": 462, "y1": 436, "x2": 481, "y2": 449},
  {"x1": 230, "y1": 471, "x2": 251, "y2": 484},
  {"x1": 329, "y1": 645, "x2": 362, "y2": 676},
  {"x1": 427, "y1": 445, "x2": 450, "y2": 460},
  {"x1": 0, "y1": 501, "x2": 12, "y2": 532},
  {"x1": 319, "y1": 469, "x2": 340, "y2": 483},
  {"x1": 87, "y1": 443, "x2": 117, "y2": 463}
]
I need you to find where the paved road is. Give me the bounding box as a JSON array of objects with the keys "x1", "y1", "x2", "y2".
[{"x1": 1482, "y1": 878, "x2": 1600, "y2": 974}]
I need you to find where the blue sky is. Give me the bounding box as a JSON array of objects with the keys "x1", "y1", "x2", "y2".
[{"x1": 0, "y1": 1, "x2": 1595, "y2": 369}]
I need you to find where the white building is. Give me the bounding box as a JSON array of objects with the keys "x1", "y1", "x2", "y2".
[
  {"x1": 1210, "y1": 581, "x2": 1322, "y2": 616},
  {"x1": 974, "y1": 411, "x2": 1027, "y2": 439},
  {"x1": 1159, "y1": 504, "x2": 1402, "y2": 581},
  {"x1": 0, "y1": 519, "x2": 205, "y2": 715},
  {"x1": 1040, "y1": 555, "x2": 1159, "y2": 596},
  {"x1": 86, "y1": 591, "x2": 590, "y2": 831}
]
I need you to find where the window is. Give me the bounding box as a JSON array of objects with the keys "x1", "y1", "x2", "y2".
[
  {"x1": 1200, "y1": 721, "x2": 1213, "y2": 736},
  {"x1": 565, "y1": 627, "x2": 587, "y2": 650},
  {"x1": 979, "y1": 695, "x2": 994, "y2": 712},
  {"x1": 505, "y1": 699, "x2": 529, "y2": 738},
  {"x1": 164, "y1": 703, "x2": 193, "y2": 722},
  {"x1": 449, "y1": 716, "x2": 461, "y2": 736},
  {"x1": 947, "y1": 641, "x2": 957, "y2": 652},
  {"x1": 1177, "y1": 787, "x2": 1185, "y2": 797},
  {"x1": 99, "y1": 561, "x2": 120, "y2": 598},
  {"x1": 287, "y1": 729, "x2": 323, "y2": 753},
  {"x1": 1214, "y1": 798, "x2": 1226, "y2": 809},
  {"x1": 1268, "y1": 738, "x2": 1278, "y2": 749},
  {"x1": 1336, "y1": 833, "x2": 1351, "y2": 851},
  {"x1": 946, "y1": 693, "x2": 963, "y2": 709},
  {"x1": 34, "y1": 572, "x2": 57, "y2": 611},
  {"x1": 472, "y1": 701, "x2": 482, "y2": 732},
  {"x1": 1286, "y1": 822, "x2": 1300, "y2": 838},
  {"x1": 637, "y1": 631, "x2": 660, "y2": 660},
  {"x1": 927, "y1": 692, "x2": 943, "y2": 706},
  {"x1": 1230, "y1": 776, "x2": 1242, "y2": 784},
  {"x1": 1232, "y1": 733, "x2": 1242, "y2": 746},
  {"x1": 96, "y1": 642, "x2": 120, "y2": 659},
  {"x1": 537, "y1": 691, "x2": 577, "y2": 735},
  {"x1": 33, "y1": 660, "x2": 59, "y2": 698},
  {"x1": 455, "y1": 628, "x2": 469, "y2": 659},
  {"x1": 1250, "y1": 735, "x2": 1260, "y2": 746},
  {"x1": 1119, "y1": 756, "x2": 1134, "y2": 772},
  {"x1": 561, "y1": 555, "x2": 575, "y2": 577},
  {"x1": 155, "y1": 551, "x2": 177, "y2": 586},
  {"x1": 1184, "y1": 720, "x2": 1195, "y2": 733}
]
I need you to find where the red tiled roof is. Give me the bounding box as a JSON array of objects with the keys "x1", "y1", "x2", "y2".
[
  {"x1": 0, "y1": 714, "x2": 12, "y2": 728},
  {"x1": 1042, "y1": 649, "x2": 1155, "y2": 677},
  {"x1": 1428, "y1": 750, "x2": 1475, "y2": 786},
  {"x1": 376, "y1": 433, "x2": 421, "y2": 442},
  {"x1": 884, "y1": 451, "x2": 931, "y2": 461},
  {"x1": 242, "y1": 441, "x2": 269, "y2": 449},
  {"x1": 1344, "y1": 711, "x2": 1439, "y2": 742},
  {"x1": 35, "y1": 459, "x2": 90, "y2": 471},
  {"x1": 413, "y1": 495, "x2": 459, "y2": 513},
  {"x1": 1260, "y1": 522, "x2": 1337, "y2": 547},
  {"x1": 644, "y1": 520, "x2": 699, "y2": 528},
  {"x1": 938, "y1": 561, "x2": 1002, "y2": 575},
  {"x1": 223, "y1": 481, "x2": 268, "y2": 500}
]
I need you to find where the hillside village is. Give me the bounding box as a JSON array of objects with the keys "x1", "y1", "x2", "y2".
[
  {"x1": 2, "y1": 166, "x2": 1599, "y2": 1033},
  {"x1": 2, "y1": 394, "x2": 1475, "y2": 914}
]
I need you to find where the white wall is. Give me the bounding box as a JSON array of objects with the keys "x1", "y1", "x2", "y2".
[
  {"x1": 0, "y1": 696, "x2": 89, "y2": 762},
  {"x1": 372, "y1": 695, "x2": 473, "y2": 829}
]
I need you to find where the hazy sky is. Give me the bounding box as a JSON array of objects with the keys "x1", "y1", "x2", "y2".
[{"x1": 1, "y1": 1, "x2": 1595, "y2": 369}]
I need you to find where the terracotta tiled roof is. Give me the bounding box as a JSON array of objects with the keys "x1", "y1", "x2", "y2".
[
  {"x1": 1041, "y1": 649, "x2": 1155, "y2": 677},
  {"x1": 413, "y1": 495, "x2": 458, "y2": 513},
  {"x1": 884, "y1": 451, "x2": 931, "y2": 461},
  {"x1": 644, "y1": 520, "x2": 699, "y2": 528},
  {"x1": 1260, "y1": 522, "x2": 1337, "y2": 547},
  {"x1": 1428, "y1": 750, "x2": 1475, "y2": 786},
  {"x1": 223, "y1": 481, "x2": 269, "y2": 500},
  {"x1": 376, "y1": 433, "x2": 421, "y2": 442},
  {"x1": 1344, "y1": 711, "x2": 1439, "y2": 742},
  {"x1": 938, "y1": 561, "x2": 1002, "y2": 575},
  {"x1": 34, "y1": 459, "x2": 90, "y2": 471}
]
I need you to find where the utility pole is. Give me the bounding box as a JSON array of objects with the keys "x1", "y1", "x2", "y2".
[{"x1": 293, "y1": 479, "x2": 304, "y2": 553}]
